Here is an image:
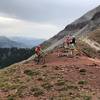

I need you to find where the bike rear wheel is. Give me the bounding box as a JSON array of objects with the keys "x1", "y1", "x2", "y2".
[
  {"x1": 39, "y1": 56, "x2": 45, "y2": 64},
  {"x1": 34, "y1": 57, "x2": 39, "y2": 64}
]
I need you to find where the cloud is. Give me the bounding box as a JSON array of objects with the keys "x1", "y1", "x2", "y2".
[
  {"x1": 0, "y1": 16, "x2": 62, "y2": 39},
  {"x1": 0, "y1": 0, "x2": 99, "y2": 25},
  {"x1": 0, "y1": 0, "x2": 99, "y2": 38}
]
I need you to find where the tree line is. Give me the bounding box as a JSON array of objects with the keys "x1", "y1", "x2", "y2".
[{"x1": 0, "y1": 48, "x2": 35, "y2": 68}]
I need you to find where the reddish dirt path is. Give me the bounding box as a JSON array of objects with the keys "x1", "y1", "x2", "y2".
[
  {"x1": 23, "y1": 51, "x2": 100, "y2": 100},
  {"x1": 28, "y1": 51, "x2": 100, "y2": 90}
]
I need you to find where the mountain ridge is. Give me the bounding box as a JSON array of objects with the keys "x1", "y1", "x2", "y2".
[
  {"x1": 42, "y1": 5, "x2": 100, "y2": 52},
  {"x1": 0, "y1": 36, "x2": 26, "y2": 48},
  {"x1": 9, "y1": 37, "x2": 45, "y2": 48},
  {"x1": 0, "y1": 36, "x2": 45, "y2": 48}
]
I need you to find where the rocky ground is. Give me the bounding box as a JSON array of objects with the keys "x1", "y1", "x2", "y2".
[{"x1": 0, "y1": 50, "x2": 100, "y2": 100}]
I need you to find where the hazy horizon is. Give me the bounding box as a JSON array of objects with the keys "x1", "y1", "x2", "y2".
[{"x1": 0, "y1": 0, "x2": 100, "y2": 39}]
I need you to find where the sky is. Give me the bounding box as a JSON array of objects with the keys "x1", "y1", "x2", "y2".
[{"x1": 0, "y1": 0, "x2": 100, "y2": 39}]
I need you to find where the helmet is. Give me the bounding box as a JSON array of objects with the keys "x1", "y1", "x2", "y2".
[
  {"x1": 37, "y1": 45, "x2": 41, "y2": 48},
  {"x1": 72, "y1": 35, "x2": 75, "y2": 38}
]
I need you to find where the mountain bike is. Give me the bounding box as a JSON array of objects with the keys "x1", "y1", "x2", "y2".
[
  {"x1": 58, "y1": 43, "x2": 78, "y2": 57},
  {"x1": 34, "y1": 52, "x2": 46, "y2": 65}
]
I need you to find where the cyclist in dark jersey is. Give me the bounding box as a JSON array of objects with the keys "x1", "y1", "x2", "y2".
[
  {"x1": 70, "y1": 36, "x2": 76, "y2": 45},
  {"x1": 64, "y1": 35, "x2": 72, "y2": 49},
  {"x1": 70, "y1": 36, "x2": 76, "y2": 56}
]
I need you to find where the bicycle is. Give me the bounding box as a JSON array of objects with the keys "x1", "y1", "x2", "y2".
[
  {"x1": 34, "y1": 52, "x2": 46, "y2": 65},
  {"x1": 58, "y1": 43, "x2": 77, "y2": 57}
]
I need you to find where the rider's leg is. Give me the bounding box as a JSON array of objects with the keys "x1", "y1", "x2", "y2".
[
  {"x1": 40, "y1": 54, "x2": 45, "y2": 64},
  {"x1": 72, "y1": 43, "x2": 76, "y2": 57},
  {"x1": 72, "y1": 49, "x2": 74, "y2": 56},
  {"x1": 37, "y1": 54, "x2": 41, "y2": 64},
  {"x1": 69, "y1": 44, "x2": 75, "y2": 57}
]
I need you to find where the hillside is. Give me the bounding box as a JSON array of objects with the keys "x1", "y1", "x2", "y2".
[
  {"x1": 0, "y1": 48, "x2": 34, "y2": 68},
  {"x1": 42, "y1": 5, "x2": 100, "y2": 52},
  {"x1": 88, "y1": 29, "x2": 100, "y2": 44},
  {"x1": 0, "y1": 36, "x2": 45, "y2": 68},
  {"x1": 0, "y1": 50, "x2": 100, "y2": 99},
  {"x1": 77, "y1": 28, "x2": 100, "y2": 58}
]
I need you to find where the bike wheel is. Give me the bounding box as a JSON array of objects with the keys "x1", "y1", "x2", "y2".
[
  {"x1": 34, "y1": 57, "x2": 38, "y2": 64},
  {"x1": 39, "y1": 56, "x2": 45, "y2": 64}
]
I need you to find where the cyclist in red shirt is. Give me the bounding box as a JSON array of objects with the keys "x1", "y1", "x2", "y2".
[
  {"x1": 64, "y1": 34, "x2": 72, "y2": 48},
  {"x1": 35, "y1": 45, "x2": 42, "y2": 64},
  {"x1": 35, "y1": 45, "x2": 41, "y2": 56}
]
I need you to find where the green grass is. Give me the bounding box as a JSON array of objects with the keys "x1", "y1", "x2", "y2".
[
  {"x1": 31, "y1": 87, "x2": 44, "y2": 97},
  {"x1": 77, "y1": 39, "x2": 96, "y2": 58},
  {"x1": 0, "y1": 56, "x2": 97, "y2": 99},
  {"x1": 67, "y1": 85, "x2": 78, "y2": 90},
  {"x1": 24, "y1": 69, "x2": 40, "y2": 76},
  {"x1": 0, "y1": 82, "x2": 20, "y2": 90},
  {"x1": 16, "y1": 85, "x2": 27, "y2": 97},
  {"x1": 55, "y1": 80, "x2": 66, "y2": 86},
  {"x1": 50, "y1": 96, "x2": 70, "y2": 100},
  {"x1": 37, "y1": 77, "x2": 44, "y2": 81},
  {"x1": 7, "y1": 95, "x2": 15, "y2": 100},
  {"x1": 41, "y1": 82, "x2": 53, "y2": 90},
  {"x1": 83, "y1": 95, "x2": 92, "y2": 100},
  {"x1": 55, "y1": 86, "x2": 68, "y2": 91},
  {"x1": 78, "y1": 80, "x2": 87, "y2": 85},
  {"x1": 79, "y1": 69, "x2": 87, "y2": 75}
]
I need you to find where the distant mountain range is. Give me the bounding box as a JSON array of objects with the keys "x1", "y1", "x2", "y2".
[
  {"x1": 9, "y1": 37, "x2": 45, "y2": 48},
  {"x1": 0, "y1": 36, "x2": 45, "y2": 48},
  {"x1": 0, "y1": 36, "x2": 25, "y2": 48}
]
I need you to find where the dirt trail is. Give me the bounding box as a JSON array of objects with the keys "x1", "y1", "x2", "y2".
[
  {"x1": 88, "y1": 57, "x2": 100, "y2": 63},
  {"x1": 31, "y1": 51, "x2": 100, "y2": 98}
]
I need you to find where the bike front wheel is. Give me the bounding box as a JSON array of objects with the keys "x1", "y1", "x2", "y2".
[{"x1": 39, "y1": 56, "x2": 45, "y2": 64}]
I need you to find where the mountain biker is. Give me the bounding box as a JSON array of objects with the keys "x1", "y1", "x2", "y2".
[
  {"x1": 70, "y1": 36, "x2": 76, "y2": 46},
  {"x1": 64, "y1": 34, "x2": 72, "y2": 49},
  {"x1": 70, "y1": 36, "x2": 76, "y2": 56},
  {"x1": 70, "y1": 35, "x2": 76, "y2": 48},
  {"x1": 63, "y1": 34, "x2": 76, "y2": 56},
  {"x1": 35, "y1": 45, "x2": 42, "y2": 64}
]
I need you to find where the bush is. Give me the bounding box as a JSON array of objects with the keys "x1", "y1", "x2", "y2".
[
  {"x1": 55, "y1": 80, "x2": 65, "y2": 86},
  {"x1": 16, "y1": 85, "x2": 27, "y2": 97},
  {"x1": 79, "y1": 69, "x2": 86, "y2": 73},
  {"x1": 7, "y1": 95, "x2": 15, "y2": 100},
  {"x1": 83, "y1": 96, "x2": 92, "y2": 100},
  {"x1": 24, "y1": 69, "x2": 40, "y2": 76},
  {"x1": 78, "y1": 80, "x2": 87, "y2": 85},
  {"x1": 41, "y1": 83, "x2": 53, "y2": 90},
  {"x1": 0, "y1": 48, "x2": 34, "y2": 68},
  {"x1": 67, "y1": 85, "x2": 78, "y2": 90},
  {"x1": 24, "y1": 70, "x2": 34, "y2": 76},
  {"x1": 31, "y1": 87, "x2": 44, "y2": 97},
  {"x1": 79, "y1": 69, "x2": 87, "y2": 75},
  {"x1": 34, "y1": 90, "x2": 44, "y2": 97},
  {"x1": 42, "y1": 65, "x2": 47, "y2": 68}
]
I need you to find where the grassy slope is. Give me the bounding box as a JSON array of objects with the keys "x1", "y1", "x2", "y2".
[
  {"x1": 88, "y1": 29, "x2": 100, "y2": 44},
  {"x1": 0, "y1": 56, "x2": 100, "y2": 100},
  {"x1": 0, "y1": 29, "x2": 100, "y2": 100},
  {"x1": 77, "y1": 28, "x2": 100, "y2": 58},
  {"x1": 77, "y1": 39, "x2": 97, "y2": 58}
]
